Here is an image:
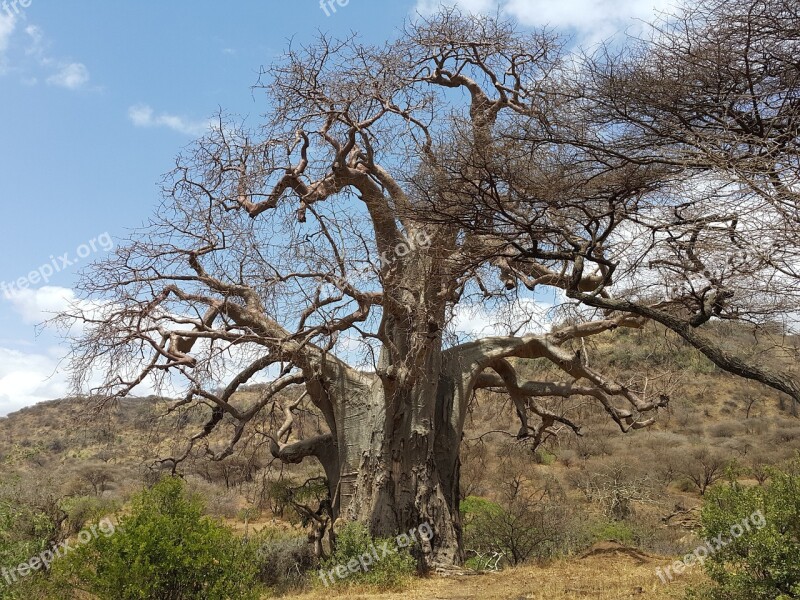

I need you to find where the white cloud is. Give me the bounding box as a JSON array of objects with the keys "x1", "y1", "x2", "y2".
[
  {"x1": 0, "y1": 346, "x2": 67, "y2": 416},
  {"x1": 0, "y1": 287, "x2": 77, "y2": 415},
  {"x1": 0, "y1": 287, "x2": 135, "y2": 415},
  {"x1": 6, "y1": 286, "x2": 77, "y2": 325},
  {"x1": 415, "y1": 0, "x2": 677, "y2": 46},
  {"x1": 24, "y1": 23, "x2": 42, "y2": 54},
  {"x1": 128, "y1": 104, "x2": 210, "y2": 136},
  {"x1": 452, "y1": 297, "x2": 554, "y2": 340},
  {"x1": 46, "y1": 61, "x2": 90, "y2": 89},
  {"x1": 0, "y1": 12, "x2": 16, "y2": 71}
]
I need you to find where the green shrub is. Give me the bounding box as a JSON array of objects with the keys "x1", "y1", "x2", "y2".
[
  {"x1": 461, "y1": 495, "x2": 503, "y2": 520},
  {"x1": 0, "y1": 480, "x2": 62, "y2": 600},
  {"x1": 588, "y1": 519, "x2": 636, "y2": 544},
  {"x1": 237, "y1": 506, "x2": 261, "y2": 523},
  {"x1": 61, "y1": 495, "x2": 119, "y2": 536},
  {"x1": 318, "y1": 522, "x2": 415, "y2": 590},
  {"x1": 687, "y1": 462, "x2": 800, "y2": 600},
  {"x1": 460, "y1": 491, "x2": 574, "y2": 567},
  {"x1": 53, "y1": 477, "x2": 263, "y2": 600}
]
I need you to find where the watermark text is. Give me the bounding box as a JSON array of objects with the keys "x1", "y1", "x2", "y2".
[
  {"x1": 0, "y1": 232, "x2": 114, "y2": 299},
  {"x1": 656, "y1": 509, "x2": 766, "y2": 584},
  {"x1": 1, "y1": 518, "x2": 116, "y2": 588}
]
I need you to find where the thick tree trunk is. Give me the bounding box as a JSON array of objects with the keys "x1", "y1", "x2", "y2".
[
  {"x1": 340, "y1": 376, "x2": 465, "y2": 567},
  {"x1": 321, "y1": 347, "x2": 471, "y2": 568}
]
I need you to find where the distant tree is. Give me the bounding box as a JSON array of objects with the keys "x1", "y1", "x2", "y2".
[
  {"x1": 77, "y1": 464, "x2": 113, "y2": 497},
  {"x1": 682, "y1": 449, "x2": 729, "y2": 496}
]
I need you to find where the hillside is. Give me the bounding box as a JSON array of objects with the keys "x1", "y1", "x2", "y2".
[{"x1": 1, "y1": 323, "x2": 799, "y2": 598}]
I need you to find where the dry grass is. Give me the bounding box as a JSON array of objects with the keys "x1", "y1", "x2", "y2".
[{"x1": 278, "y1": 553, "x2": 705, "y2": 600}]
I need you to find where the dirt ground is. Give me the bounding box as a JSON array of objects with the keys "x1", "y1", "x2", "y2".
[{"x1": 279, "y1": 551, "x2": 705, "y2": 600}]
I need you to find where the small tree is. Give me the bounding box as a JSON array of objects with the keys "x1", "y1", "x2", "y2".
[
  {"x1": 570, "y1": 459, "x2": 655, "y2": 519},
  {"x1": 682, "y1": 449, "x2": 728, "y2": 496},
  {"x1": 461, "y1": 474, "x2": 573, "y2": 567},
  {"x1": 55, "y1": 477, "x2": 262, "y2": 600},
  {"x1": 77, "y1": 464, "x2": 113, "y2": 497}
]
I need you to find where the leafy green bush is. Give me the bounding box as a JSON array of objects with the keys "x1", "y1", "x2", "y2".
[
  {"x1": 687, "y1": 462, "x2": 800, "y2": 600},
  {"x1": 0, "y1": 479, "x2": 62, "y2": 600},
  {"x1": 53, "y1": 477, "x2": 263, "y2": 600},
  {"x1": 588, "y1": 519, "x2": 636, "y2": 544},
  {"x1": 533, "y1": 448, "x2": 556, "y2": 465},
  {"x1": 318, "y1": 522, "x2": 415, "y2": 590},
  {"x1": 61, "y1": 495, "x2": 119, "y2": 536},
  {"x1": 461, "y1": 496, "x2": 503, "y2": 570}
]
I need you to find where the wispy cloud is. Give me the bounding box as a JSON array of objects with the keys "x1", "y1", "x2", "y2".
[
  {"x1": 46, "y1": 61, "x2": 89, "y2": 89},
  {"x1": 128, "y1": 104, "x2": 210, "y2": 136},
  {"x1": 415, "y1": 0, "x2": 677, "y2": 47},
  {"x1": 0, "y1": 12, "x2": 16, "y2": 71},
  {"x1": 416, "y1": 0, "x2": 496, "y2": 13},
  {"x1": 23, "y1": 23, "x2": 41, "y2": 54},
  {"x1": 6, "y1": 24, "x2": 93, "y2": 89}
]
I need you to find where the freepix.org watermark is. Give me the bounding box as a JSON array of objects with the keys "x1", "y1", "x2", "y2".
[
  {"x1": 319, "y1": 0, "x2": 349, "y2": 17},
  {"x1": 0, "y1": 232, "x2": 114, "y2": 299},
  {"x1": 318, "y1": 522, "x2": 433, "y2": 587},
  {"x1": 655, "y1": 509, "x2": 766, "y2": 584},
  {"x1": 2, "y1": 0, "x2": 32, "y2": 19},
  {"x1": 376, "y1": 229, "x2": 432, "y2": 271},
  {"x1": 1, "y1": 518, "x2": 116, "y2": 588}
]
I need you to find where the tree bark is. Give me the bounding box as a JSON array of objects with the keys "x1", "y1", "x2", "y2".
[{"x1": 318, "y1": 345, "x2": 471, "y2": 568}]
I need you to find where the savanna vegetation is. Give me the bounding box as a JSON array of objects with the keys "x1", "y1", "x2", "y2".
[{"x1": 2, "y1": 0, "x2": 799, "y2": 597}]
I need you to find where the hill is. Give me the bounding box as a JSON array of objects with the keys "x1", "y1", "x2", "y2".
[{"x1": 1, "y1": 322, "x2": 798, "y2": 597}]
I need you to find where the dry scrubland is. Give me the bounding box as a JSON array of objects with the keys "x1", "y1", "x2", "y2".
[
  {"x1": 281, "y1": 554, "x2": 705, "y2": 600},
  {"x1": 1, "y1": 323, "x2": 798, "y2": 598}
]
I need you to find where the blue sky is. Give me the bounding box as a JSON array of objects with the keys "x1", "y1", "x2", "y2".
[{"x1": 0, "y1": 0, "x2": 673, "y2": 415}]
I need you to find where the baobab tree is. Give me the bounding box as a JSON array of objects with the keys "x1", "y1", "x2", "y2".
[{"x1": 62, "y1": 3, "x2": 798, "y2": 568}]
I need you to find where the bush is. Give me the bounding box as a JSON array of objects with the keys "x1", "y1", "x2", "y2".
[
  {"x1": 0, "y1": 476, "x2": 65, "y2": 600},
  {"x1": 0, "y1": 504, "x2": 57, "y2": 600},
  {"x1": 253, "y1": 528, "x2": 316, "y2": 592},
  {"x1": 53, "y1": 477, "x2": 263, "y2": 600},
  {"x1": 687, "y1": 462, "x2": 800, "y2": 600},
  {"x1": 587, "y1": 515, "x2": 686, "y2": 555},
  {"x1": 461, "y1": 496, "x2": 506, "y2": 569},
  {"x1": 709, "y1": 421, "x2": 745, "y2": 438},
  {"x1": 61, "y1": 495, "x2": 119, "y2": 536},
  {"x1": 681, "y1": 449, "x2": 729, "y2": 496},
  {"x1": 461, "y1": 486, "x2": 576, "y2": 567},
  {"x1": 319, "y1": 522, "x2": 415, "y2": 590},
  {"x1": 588, "y1": 519, "x2": 636, "y2": 544},
  {"x1": 533, "y1": 448, "x2": 556, "y2": 465}
]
